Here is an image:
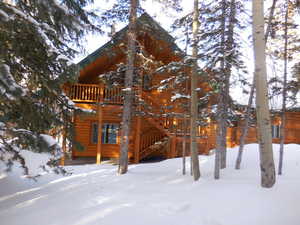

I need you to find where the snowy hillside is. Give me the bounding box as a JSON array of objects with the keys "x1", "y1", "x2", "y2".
[{"x1": 1, "y1": 144, "x2": 300, "y2": 225}]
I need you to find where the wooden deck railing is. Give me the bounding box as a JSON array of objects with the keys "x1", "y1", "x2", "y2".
[
  {"x1": 67, "y1": 83, "x2": 123, "y2": 104},
  {"x1": 68, "y1": 84, "x2": 100, "y2": 102}
]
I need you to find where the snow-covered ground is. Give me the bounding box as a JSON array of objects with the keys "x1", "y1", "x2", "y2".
[{"x1": 1, "y1": 144, "x2": 300, "y2": 225}]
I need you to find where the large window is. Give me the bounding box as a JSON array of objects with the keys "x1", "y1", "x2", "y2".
[
  {"x1": 271, "y1": 125, "x2": 280, "y2": 139},
  {"x1": 91, "y1": 123, "x2": 119, "y2": 144}
]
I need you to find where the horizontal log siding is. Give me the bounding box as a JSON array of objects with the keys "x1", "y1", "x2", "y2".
[{"x1": 73, "y1": 105, "x2": 135, "y2": 158}]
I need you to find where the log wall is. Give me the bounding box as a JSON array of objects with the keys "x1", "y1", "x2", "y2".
[{"x1": 73, "y1": 104, "x2": 135, "y2": 159}]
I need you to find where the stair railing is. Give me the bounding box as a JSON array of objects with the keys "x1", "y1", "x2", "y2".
[{"x1": 140, "y1": 129, "x2": 166, "y2": 159}]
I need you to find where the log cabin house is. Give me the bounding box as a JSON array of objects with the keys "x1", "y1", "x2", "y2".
[
  {"x1": 63, "y1": 13, "x2": 300, "y2": 165},
  {"x1": 235, "y1": 108, "x2": 300, "y2": 146}
]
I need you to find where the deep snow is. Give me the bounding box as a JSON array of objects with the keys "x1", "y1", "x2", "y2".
[{"x1": 1, "y1": 144, "x2": 300, "y2": 225}]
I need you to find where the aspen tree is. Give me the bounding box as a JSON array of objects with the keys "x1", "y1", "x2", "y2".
[
  {"x1": 235, "y1": 0, "x2": 278, "y2": 170},
  {"x1": 252, "y1": 0, "x2": 276, "y2": 188}
]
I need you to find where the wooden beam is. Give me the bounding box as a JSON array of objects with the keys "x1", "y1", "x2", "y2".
[
  {"x1": 134, "y1": 116, "x2": 142, "y2": 163},
  {"x1": 96, "y1": 105, "x2": 103, "y2": 164},
  {"x1": 96, "y1": 103, "x2": 103, "y2": 165},
  {"x1": 96, "y1": 83, "x2": 104, "y2": 164}
]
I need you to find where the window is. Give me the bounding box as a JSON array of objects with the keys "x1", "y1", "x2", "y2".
[
  {"x1": 91, "y1": 123, "x2": 98, "y2": 144},
  {"x1": 91, "y1": 123, "x2": 119, "y2": 144},
  {"x1": 102, "y1": 123, "x2": 118, "y2": 144},
  {"x1": 271, "y1": 125, "x2": 280, "y2": 139}
]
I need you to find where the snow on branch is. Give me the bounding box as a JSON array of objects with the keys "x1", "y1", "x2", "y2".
[
  {"x1": 3, "y1": 4, "x2": 71, "y2": 63},
  {"x1": 122, "y1": 87, "x2": 132, "y2": 92},
  {"x1": 171, "y1": 93, "x2": 190, "y2": 102},
  {"x1": 5, "y1": 4, "x2": 55, "y2": 34},
  {"x1": 39, "y1": 134, "x2": 58, "y2": 148},
  {"x1": 0, "y1": 64, "x2": 26, "y2": 100}
]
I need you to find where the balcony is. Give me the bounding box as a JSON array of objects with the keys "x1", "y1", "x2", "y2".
[{"x1": 66, "y1": 83, "x2": 123, "y2": 104}]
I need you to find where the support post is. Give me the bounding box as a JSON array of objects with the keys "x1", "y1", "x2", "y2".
[
  {"x1": 96, "y1": 83, "x2": 104, "y2": 165},
  {"x1": 96, "y1": 104, "x2": 103, "y2": 164}
]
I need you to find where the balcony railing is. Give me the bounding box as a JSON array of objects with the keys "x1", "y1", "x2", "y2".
[{"x1": 66, "y1": 83, "x2": 123, "y2": 104}]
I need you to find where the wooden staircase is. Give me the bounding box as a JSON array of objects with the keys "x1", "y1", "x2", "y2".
[
  {"x1": 140, "y1": 91, "x2": 173, "y2": 136},
  {"x1": 137, "y1": 91, "x2": 175, "y2": 160},
  {"x1": 139, "y1": 129, "x2": 167, "y2": 160}
]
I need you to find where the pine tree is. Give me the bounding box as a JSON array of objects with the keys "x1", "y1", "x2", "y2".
[
  {"x1": 118, "y1": 0, "x2": 138, "y2": 175},
  {"x1": 182, "y1": 22, "x2": 190, "y2": 176},
  {"x1": 198, "y1": 0, "x2": 248, "y2": 178},
  {"x1": 214, "y1": 0, "x2": 227, "y2": 178},
  {"x1": 0, "y1": 0, "x2": 99, "y2": 176},
  {"x1": 190, "y1": 0, "x2": 201, "y2": 181}
]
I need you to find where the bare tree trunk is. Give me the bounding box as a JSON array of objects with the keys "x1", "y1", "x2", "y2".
[
  {"x1": 182, "y1": 114, "x2": 187, "y2": 175},
  {"x1": 182, "y1": 23, "x2": 189, "y2": 176},
  {"x1": 215, "y1": 0, "x2": 227, "y2": 179},
  {"x1": 235, "y1": 0, "x2": 277, "y2": 170},
  {"x1": 235, "y1": 79, "x2": 255, "y2": 169},
  {"x1": 252, "y1": 0, "x2": 276, "y2": 188},
  {"x1": 190, "y1": 154, "x2": 193, "y2": 176},
  {"x1": 190, "y1": 0, "x2": 201, "y2": 181},
  {"x1": 221, "y1": 0, "x2": 237, "y2": 169},
  {"x1": 278, "y1": 0, "x2": 289, "y2": 175},
  {"x1": 118, "y1": 0, "x2": 138, "y2": 174}
]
